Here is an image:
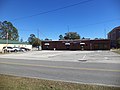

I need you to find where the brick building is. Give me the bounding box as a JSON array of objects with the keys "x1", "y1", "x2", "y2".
[
  {"x1": 108, "y1": 26, "x2": 120, "y2": 48},
  {"x1": 42, "y1": 39, "x2": 110, "y2": 50}
]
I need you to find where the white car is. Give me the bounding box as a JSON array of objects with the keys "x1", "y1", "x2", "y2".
[
  {"x1": 3, "y1": 46, "x2": 15, "y2": 52},
  {"x1": 13, "y1": 47, "x2": 23, "y2": 52}
]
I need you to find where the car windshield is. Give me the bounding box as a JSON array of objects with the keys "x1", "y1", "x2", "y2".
[{"x1": 7, "y1": 47, "x2": 13, "y2": 49}]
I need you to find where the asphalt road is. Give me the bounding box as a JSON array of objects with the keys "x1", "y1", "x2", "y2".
[{"x1": 0, "y1": 58, "x2": 120, "y2": 87}]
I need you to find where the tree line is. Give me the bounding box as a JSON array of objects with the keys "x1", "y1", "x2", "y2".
[
  {"x1": 59, "y1": 32, "x2": 80, "y2": 40},
  {"x1": 0, "y1": 21, "x2": 19, "y2": 41},
  {"x1": 1, "y1": 20, "x2": 119, "y2": 48},
  {"x1": 0, "y1": 21, "x2": 81, "y2": 47},
  {"x1": 0, "y1": 21, "x2": 41, "y2": 47}
]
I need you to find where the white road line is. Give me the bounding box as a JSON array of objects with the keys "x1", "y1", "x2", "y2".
[{"x1": 82, "y1": 54, "x2": 86, "y2": 60}]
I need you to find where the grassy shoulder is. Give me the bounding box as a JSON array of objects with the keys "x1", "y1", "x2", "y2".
[
  {"x1": 0, "y1": 74, "x2": 120, "y2": 90},
  {"x1": 112, "y1": 49, "x2": 120, "y2": 54}
]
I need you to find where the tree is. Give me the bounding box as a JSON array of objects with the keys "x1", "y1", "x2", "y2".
[
  {"x1": 32, "y1": 38, "x2": 41, "y2": 47},
  {"x1": 44, "y1": 38, "x2": 52, "y2": 41},
  {"x1": 59, "y1": 35, "x2": 64, "y2": 40},
  {"x1": 45, "y1": 38, "x2": 49, "y2": 41},
  {"x1": 0, "y1": 21, "x2": 19, "y2": 40},
  {"x1": 82, "y1": 37, "x2": 85, "y2": 39},
  {"x1": 59, "y1": 32, "x2": 80, "y2": 40},
  {"x1": 28, "y1": 34, "x2": 41, "y2": 47},
  {"x1": 20, "y1": 38, "x2": 23, "y2": 42}
]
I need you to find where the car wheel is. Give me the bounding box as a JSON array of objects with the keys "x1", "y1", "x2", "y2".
[
  {"x1": 14, "y1": 50, "x2": 17, "y2": 52},
  {"x1": 4, "y1": 50, "x2": 7, "y2": 53}
]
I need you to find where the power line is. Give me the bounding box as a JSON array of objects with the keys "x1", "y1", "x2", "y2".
[
  {"x1": 19, "y1": 18, "x2": 120, "y2": 32},
  {"x1": 19, "y1": 18, "x2": 120, "y2": 31},
  {"x1": 39, "y1": 31, "x2": 48, "y2": 38},
  {"x1": 70, "y1": 18, "x2": 120, "y2": 29},
  {"x1": 11, "y1": 0, "x2": 93, "y2": 21}
]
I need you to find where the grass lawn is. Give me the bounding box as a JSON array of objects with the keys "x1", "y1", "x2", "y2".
[{"x1": 0, "y1": 74, "x2": 120, "y2": 90}]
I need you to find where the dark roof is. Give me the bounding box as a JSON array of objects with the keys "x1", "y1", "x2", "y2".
[
  {"x1": 42, "y1": 39, "x2": 109, "y2": 42},
  {"x1": 115, "y1": 26, "x2": 120, "y2": 29},
  {"x1": 108, "y1": 26, "x2": 120, "y2": 34},
  {"x1": 0, "y1": 40, "x2": 29, "y2": 44}
]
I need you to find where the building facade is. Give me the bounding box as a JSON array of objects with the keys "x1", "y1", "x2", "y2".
[
  {"x1": 108, "y1": 26, "x2": 120, "y2": 48},
  {"x1": 42, "y1": 39, "x2": 110, "y2": 50}
]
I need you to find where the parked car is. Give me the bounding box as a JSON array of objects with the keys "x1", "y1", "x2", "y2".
[
  {"x1": 13, "y1": 47, "x2": 24, "y2": 52},
  {"x1": 20, "y1": 47, "x2": 30, "y2": 51},
  {"x1": 3, "y1": 46, "x2": 15, "y2": 52}
]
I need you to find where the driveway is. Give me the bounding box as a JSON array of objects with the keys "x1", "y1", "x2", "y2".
[{"x1": 0, "y1": 50, "x2": 120, "y2": 63}]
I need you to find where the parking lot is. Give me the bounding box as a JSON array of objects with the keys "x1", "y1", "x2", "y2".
[{"x1": 0, "y1": 50, "x2": 120, "y2": 63}]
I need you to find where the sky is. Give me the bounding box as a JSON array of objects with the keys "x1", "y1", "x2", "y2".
[{"x1": 0, "y1": 0, "x2": 120, "y2": 41}]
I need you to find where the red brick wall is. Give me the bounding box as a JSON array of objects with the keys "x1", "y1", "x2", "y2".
[{"x1": 42, "y1": 40, "x2": 110, "y2": 50}]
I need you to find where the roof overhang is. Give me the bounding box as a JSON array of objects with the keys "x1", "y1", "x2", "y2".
[
  {"x1": 80, "y1": 43, "x2": 85, "y2": 45},
  {"x1": 65, "y1": 43, "x2": 70, "y2": 45},
  {"x1": 44, "y1": 43, "x2": 50, "y2": 45}
]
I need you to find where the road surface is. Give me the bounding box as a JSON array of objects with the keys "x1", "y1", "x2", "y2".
[{"x1": 0, "y1": 57, "x2": 120, "y2": 87}]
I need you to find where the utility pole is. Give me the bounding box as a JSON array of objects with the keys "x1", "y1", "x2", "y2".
[
  {"x1": 67, "y1": 25, "x2": 69, "y2": 33},
  {"x1": 67, "y1": 25, "x2": 70, "y2": 40},
  {"x1": 37, "y1": 29, "x2": 39, "y2": 39},
  {"x1": 37, "y1": 29, "x2": 40, "y2": 50},
  {"x1": 104, "y1": 28, "x2": 106, "y2": 39},
  {"x1": 6, "y1": 29, "x2": 8, "y2": 46}
]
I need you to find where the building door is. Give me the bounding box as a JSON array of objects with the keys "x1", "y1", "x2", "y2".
[
  {"x1": 80, "y1": 45, "x2": 84, "y2": 50},
  {"x1": 46, "y1": 45, "x2": 49, "y2": 49},
  {"x1": 65, "y1": 43, "x2": 70, "y2": 50},
  {"x1": 66, "y1": 45, "x2": 70, "y2": 50},
  {"x1": 80, "y1": 43, "x2": 85, "y2": 50}
]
